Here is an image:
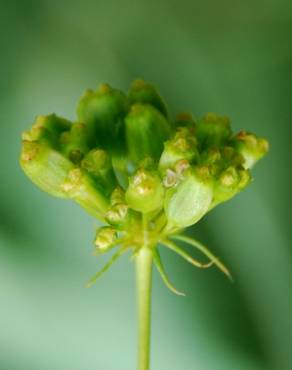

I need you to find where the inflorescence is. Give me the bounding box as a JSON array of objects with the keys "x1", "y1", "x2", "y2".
[{"x1": 20, "y1": 80, "x2": 268, "y2": 291}]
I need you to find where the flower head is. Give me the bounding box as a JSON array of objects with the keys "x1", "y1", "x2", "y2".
[{"x1": 20, "y1": 80, "x2": 268, "y2": 282}]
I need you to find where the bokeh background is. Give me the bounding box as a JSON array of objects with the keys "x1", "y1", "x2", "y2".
[{"x1": 1, "y1": 1, "x2": 292, "y2": 369}]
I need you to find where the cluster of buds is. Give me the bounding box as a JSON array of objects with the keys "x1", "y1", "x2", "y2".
[{"x1": 20, "y1": 80, "x2": 268, "y2": 284}]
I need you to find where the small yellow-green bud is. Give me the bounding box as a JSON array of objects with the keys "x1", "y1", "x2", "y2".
[
  {"x1": 196, "y1": 113, "x2": 232, "y2": 149},
  {"x1": 200, "y1": 148, "x2": 223, "y2": 176},
  {"x1": 60, "y1": 122, "x2": 90, "y2": 164},
  {"x1": 232, "y1": 131, "x2": 269, "y2": 169},
  {"x1": 61, "y1": 168, "x2": 109, "y2": 218},
  {"x1": 211, "y1": 166, "x2": 251, "y2": 208},
  {"x1": 22, "y1": 114, "x2": 71, "y2": 147},
  {"x1": 125, "y1": 103, "x2": 171, "y2": 163},
  {"x1": 20, "y1": 140, "x2": 74, "y2": 198},
  {"x1": 159, "y1": 128, "x2": 198, "y2": 172},
  {"x1": 81, "y1": 149, "x2": 117, "y2": 195},
  {"x1": 164, "y1": 168, "x2": 213, "y2": 228},
  {"x1": 125, "y1": 168, "x2": 164, "y2": 213},
  {"x1": 94, "y1": 226, "x2": 117, "y2": 253},
  {"x1": 128, "y1": 79, "x2": 168, "y2": 117},
  {"x1": 110, "y1": 186, "x2": 126, "y2": 205},
  {"x1": 105, "y1": 203, "x2": 129, "y2": 227}
]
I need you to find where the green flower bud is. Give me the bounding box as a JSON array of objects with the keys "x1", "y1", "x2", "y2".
[
  {"x1": 20, "y1": 140, "x2": 74, "y2": 198},
  {"x1": 110, "y1": 186, "x2": 126, "y2": 205},
  {"x1": 221, "y1": 146, "x2": 244, "y2": 167},
  {"x1": 81, "y1": 149, "x2": 117, "y2": 195},
  {"x1": 77, "y1": 83, "x2": 129, "y2": 153},
  {"x1": 164, "y1": 168, "x2": 213, "y2": 228},
  {"x1": 94, "y1": 226, "x2": 117, "y2": 253},
  {"x1": 232, "y1": 131, "x2": 269, "y2": 169},
  {"x1": 105, "y1": 203, "x2": 129, "y2": 228},
  {"x1": 125, "y1": 168, "x2": 164, "y2": 213},
  {"x1": 20, "y1": 115, "x2": 76, "y2": 198},
  {"x1": 60, "y1": 122, "x2": 90, "y2": 164},
  {"x1": 24, "y1": 114, "x2": 70, "y2": 136},
  {"x1": 159, "y1": 127, "x2": 198, "y2": 172},
  {"x1": 196, "y1": 113, "x2": 232, "y2": 149},
  {"x1": 22, "y1": 114, "x2": 71, "y2": 147},
  {"x1": 211, "y1": 166, "x2": 251, "y2": 208},
  {"x1": 125, "y1": 103, "x2": 171, "y2": 163},
  {"x1": 200, "y1": 148, "x2": 223, "y2": 176},
  {"x1": 174, "y1": 112, "x2": 196, "y2": 129},
  {"x1": 128, "y1": 79, "x2": 168, "y2": 117},
  {"x1": 61, "y1": 168, "x2": 109, "y2": 218}
]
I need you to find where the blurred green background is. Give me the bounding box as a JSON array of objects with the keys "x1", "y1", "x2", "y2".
[{"x1": 1, "y1": 1, "x2": 291, "y2": 369}]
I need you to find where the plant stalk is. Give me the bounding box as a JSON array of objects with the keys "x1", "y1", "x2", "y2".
[{"x1": 136, "y1": 246, "x2": 153, "y2": 370}]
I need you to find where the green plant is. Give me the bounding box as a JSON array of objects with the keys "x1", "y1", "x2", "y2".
[{"x1": 20, "y1": 80, "x2": 268, "y2": 370}]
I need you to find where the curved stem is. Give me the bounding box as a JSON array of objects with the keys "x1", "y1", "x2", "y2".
[{"x1": 136, "y1": 246, "x2": 153, "y2": 370}]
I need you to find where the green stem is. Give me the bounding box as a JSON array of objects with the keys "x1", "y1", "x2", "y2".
[{"x1": 136, "y1": 246, "x2": 153, "y2": 370}]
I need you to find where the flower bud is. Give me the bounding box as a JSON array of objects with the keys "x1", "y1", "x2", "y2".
[
  {"x1": 61, "y1": 168, "x2": 109, "y2": 218},
  {"x1": 94, "y1": 226, "x2": 117, "y2": 253},
  {"x1": 20, "y1": 140, "x2": 74, "y2": 198},
  {"x1": 60, "y1": 122, "x2": 90, "y2": 164},
  {"x1": 196, "y1": 113, "x2": 232, "y2": 149},
  {"x1": 125, "y1": 103, "x2": 171, "y2": 163},
  {"x1": 125, "y1": 168, "x2": 164, "y2": 213},
  {"x1": 105, "y1": 203, "x2": 129, "y2": 228},
  {"x1": 22, "y1": 114, "x2": 71, "y2": 147},
  {"x1": 77, "y1": 83, "x2": 129, "y2": 153},
  {"x1": 81, "y1": 149, "x2": 117, "y2": 195},
  {"x1": 232, "y1": 131, "x2": 269, "y2": 169},
  {"x1": 159, "y1": 127, "x2": 198, "y2": 172},
  {"x1": 25, "y1": 114, "x2": 71, "y2": 136},
  {"x1": 110, "y1": 186, "x2": 126, "y2": 205},
  {"x1": 211, "y1": 166, "x2": 251, "y2": 208},
  {"x1": 128, "y1": 79, "x2": 168, "y2": 117},
  {"x1": 174, "y1": 112, "x2": 196, "y2": 130},
  {"x1": 164, "y1": 168, "x2": 213, "y2": 228}
]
